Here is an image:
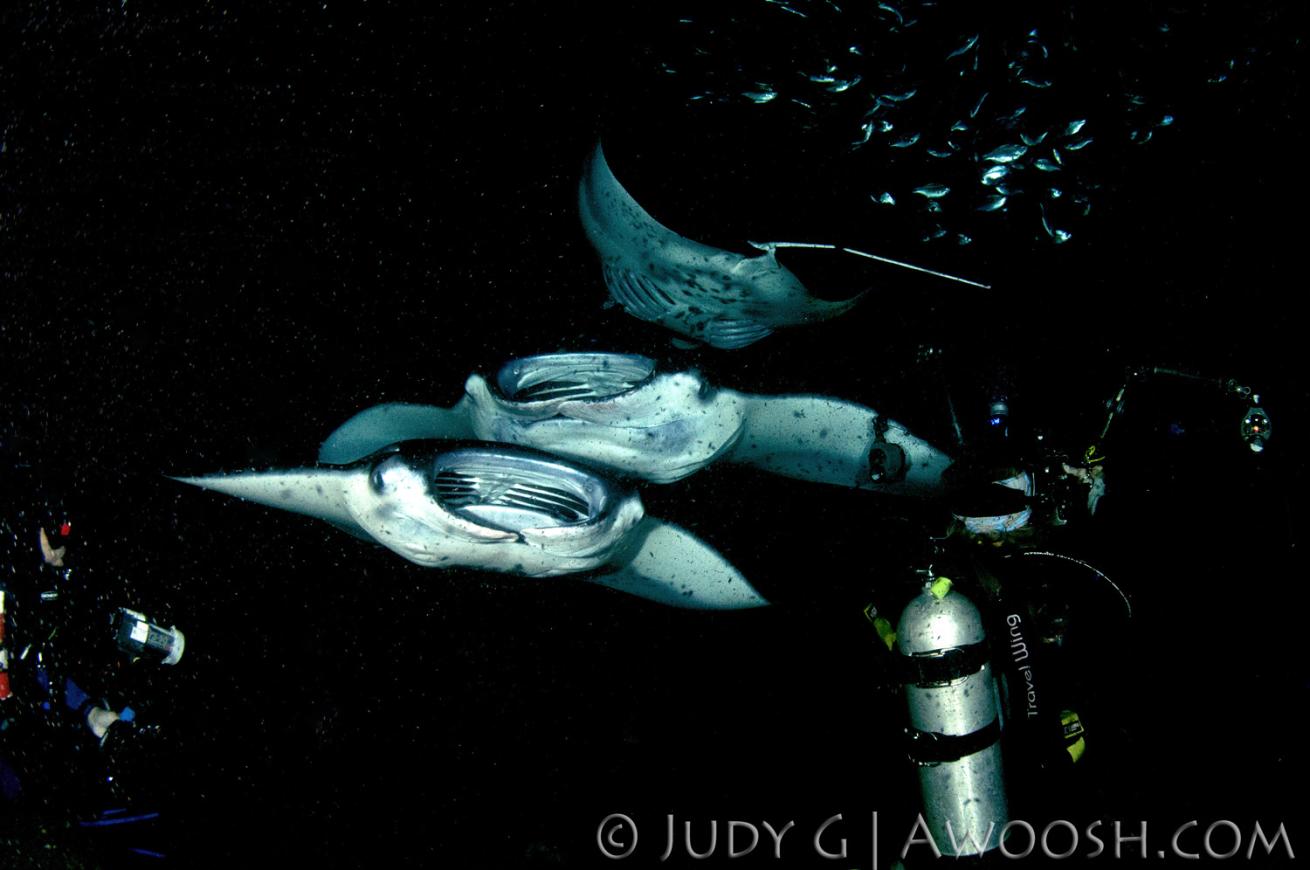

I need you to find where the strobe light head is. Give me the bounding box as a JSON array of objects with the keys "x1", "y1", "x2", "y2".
[
  {"x1": 1241, "y1": 400, "x2": 1271, "y2": 454},
  {"x1": 112, "y1": 608, "x2": 185, "y2": 666}
]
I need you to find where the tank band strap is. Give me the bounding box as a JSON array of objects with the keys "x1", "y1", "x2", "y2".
[
  {"x1": 897, "y1": 641, "x2": 990, "y2": 686},
  {"x1": 906, "y1": 717, "x2": 1002, "y2": 765}
]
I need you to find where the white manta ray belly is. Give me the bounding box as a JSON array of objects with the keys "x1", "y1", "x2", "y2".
[
  {"x1": 353, "y1": 448, "x2": 644, "y2": 576},
  {"x1": 464, "y1": 363, "x2": 748, "y2": 484}
]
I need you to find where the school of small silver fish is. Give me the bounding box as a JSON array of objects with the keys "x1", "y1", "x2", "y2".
[{"x1": 654, "y1": 0, "x2": 1261, "y2": 247}]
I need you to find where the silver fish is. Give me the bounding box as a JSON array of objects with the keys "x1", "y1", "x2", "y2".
[
  {"x1": 825, "y1": 75, "x2": 862, "y2": 94},
  {"x1": 1040, "y1": 204, "x2": 1072, "y2": 244},
  {"x1": 947, "y1": 34, "x2": 979, "y2": 59},
  {"x1": 999, "y1": 106, "x2": 1028, "y2": 127},
  {"x1": 578, "y1": 144, "x2": 860, "y2": 349},
  {"x1": 880, "y1": 89, "x2": 918, "y2": 102},
  {"x1": 983, "y1": 144, "x2": 1028, "y2": 164},
  {"x1": 913, "y1": 184, "x2": 951, "y2": 199},
  {"x1": 764, "y1": 0, "x2": 808, "y2": 18}
]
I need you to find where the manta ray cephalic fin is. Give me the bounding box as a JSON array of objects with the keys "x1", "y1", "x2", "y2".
[{"x1": 318, "y1": 398, "x2": 476, "y2": 465}]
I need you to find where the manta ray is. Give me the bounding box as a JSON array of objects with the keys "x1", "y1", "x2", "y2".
[
  {"x1": 578, "y1": 144, "x2": 860, "y2": 349},
  {"x1": 173, "y1": 441, "x2": 768, "y2": 610},
  {"x1": 578, "y1": 145, "x2": 988, "y2": 349},
  {"x1": 316, "y1": 352, "x2": 954, "y2": 495}
]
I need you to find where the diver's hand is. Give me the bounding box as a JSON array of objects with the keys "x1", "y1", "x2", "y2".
[
  {"x1": 86, "y1": 705, "x2": 121, "y2": 742},
  {"x1": 38, "y1": 527, "x2": 66, "y2": 567}
]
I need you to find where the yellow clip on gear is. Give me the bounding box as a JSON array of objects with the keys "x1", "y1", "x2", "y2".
[
  {"x1": 862, "y1": 603, "x2": 897, "y2": 651},
  {"x1": 1061, "y1": 709, "x2": 1087, "y2": 763}
]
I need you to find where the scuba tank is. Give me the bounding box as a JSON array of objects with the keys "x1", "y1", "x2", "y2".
[{"x1": 896, "y1": 577, "x2": 1008, "y2": 857}]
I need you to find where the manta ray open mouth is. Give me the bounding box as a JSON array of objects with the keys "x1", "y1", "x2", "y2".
[
  {"x1": 494, "y1": 353, "x2": 656, "y2": 405},
  {"x1": 428, "y1": 446, "x2": 623, "y2": 529}
]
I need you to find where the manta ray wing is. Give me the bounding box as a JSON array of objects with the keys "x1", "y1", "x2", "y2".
[{"x1": 586, "y1": 517, "x2": 768, "y2": 609}]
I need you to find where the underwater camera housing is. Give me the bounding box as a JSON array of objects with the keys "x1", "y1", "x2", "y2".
[{"x1": 112, "y1": 608, "x2": 185, "y2": 666}]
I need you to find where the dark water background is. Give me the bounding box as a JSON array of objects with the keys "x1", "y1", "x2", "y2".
[{"x1": 2, "y1": 1, "x2": 1306, "y2": 866}]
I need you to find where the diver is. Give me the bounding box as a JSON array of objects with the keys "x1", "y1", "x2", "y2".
[
  {"x1": 2, "y1": 507, "x2": 109, "y2": 805},
  {"x1": 864, "y1": 385, "x2": 1133, "y2": 855},
  {"x1": 0, "y1": 499, "x2": 183, "y2": 813}
]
